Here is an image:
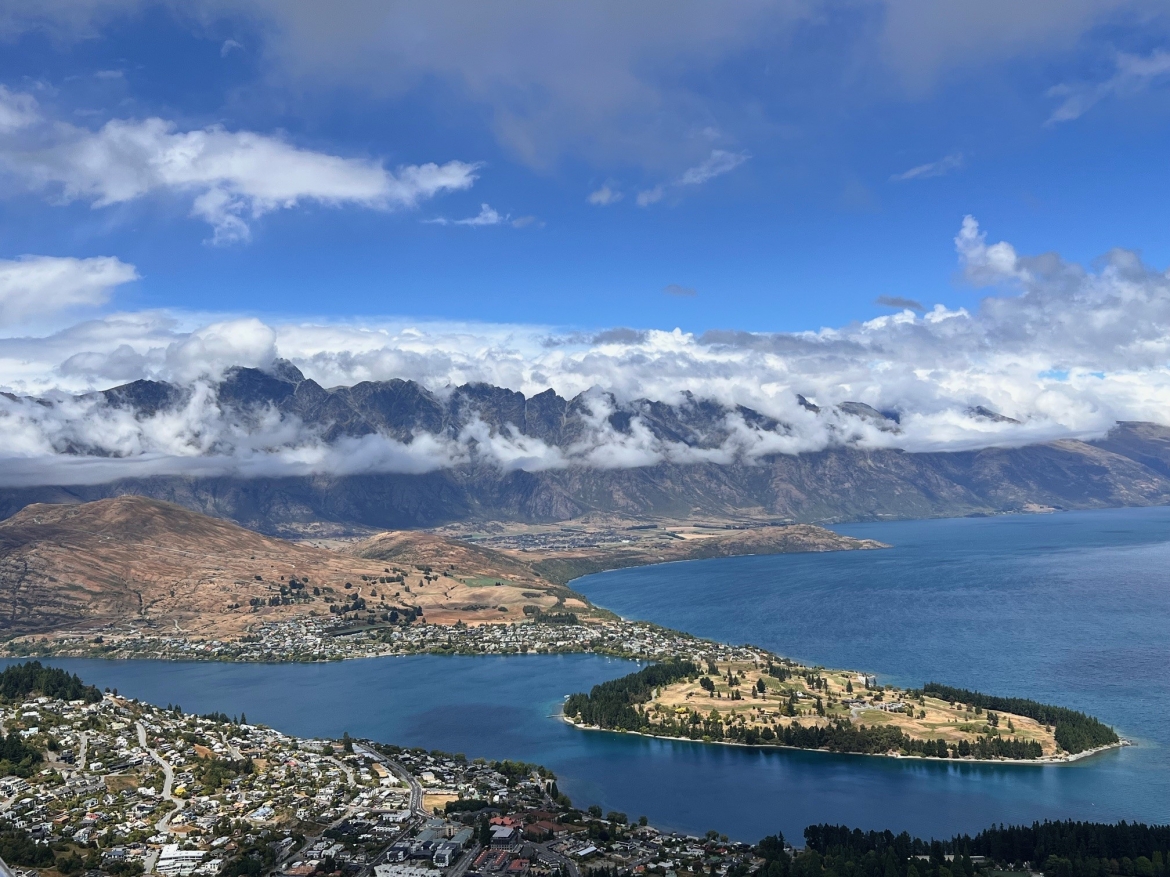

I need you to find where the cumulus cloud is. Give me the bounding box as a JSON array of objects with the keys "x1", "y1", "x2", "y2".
[
  {"x1": 890, "y1": 151, "x2": 964, "y2": 181},
  {"x1": 165, "y1": 318, "x2": 278, "y2": 381},
  {"x1": 0, "y1": 254, "x2": 138, "y2": 328},
  {"x1": 1047, "y1": 48, "x2": 1170, "y2": 124},
  {"x1": 3, "y1": 216, "x2": 1170, "y2": 484},
  {"x1": 0, "y1": 88, "x2": 479, "y2": 243},
  {"x1": 954, "y1": 215, "x2": 1030, "y2": 285}
]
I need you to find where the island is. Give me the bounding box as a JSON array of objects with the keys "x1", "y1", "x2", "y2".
[{"x1": 562, "y1": 659, "x2": 1122, "y2": 763}]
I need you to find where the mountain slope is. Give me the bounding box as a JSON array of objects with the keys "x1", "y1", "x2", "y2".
[
  {"x1": 3, "y1": 360, "x2": 1170, "y2": 532},
  {"x1": 0, "y1": 497, "x2": 881, "y2": 640},
  {"x1": 3, "y1": 422, "x2": 1166, "y2": 533},
  {"x1": 0, "y1": 497, "x2": 582, "y2": 637}
]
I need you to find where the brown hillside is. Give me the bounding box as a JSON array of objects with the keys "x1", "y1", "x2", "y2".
[{"x1": 0, "y1": 497, "x2": 573, "y2": 638}]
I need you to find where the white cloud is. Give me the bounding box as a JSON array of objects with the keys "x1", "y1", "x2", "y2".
[
  {"x1": 587, "y1": 184, "x2": 623, "y2": 206},
  {"x1": 0, "y1": 86, "x2": 38, "y2": 131},
  {"x1": 2, "y1": 1, "x2": 1165, "y2": 172},
  {"x1": 425, "y1": 203, "x2": 509, "y2": 227},
  {"x1": 165, "y1": 318, "x2": 278, "y2": 382},
  {"x1": 0, "y1": 88, "x2": 479, "y2": 244},
  {"x1": 637, "y1": 150, "x2": 748, "y2": 207},
  {"x1": 220, "y1": 38, "x2": 243, "y2": 56},
  {"x1": 677, "y1": 149, "x2": 749, "y2": 186},
  {"x1": 890, "y1": 151, "x2": 964, "y2": 181},
  {"x1": 954, "y1": 215, "x2": 1029, "y2": 285},
  {"x1": 1047, "y1": 48, "x2": 1170, "y2": 124},
  {"x1": 3, "y1": 216, "x2": 1170, "y2": 482},
  {"x1": 635, "y1": 185, "x2": 664, "y2": 207},
  {"x1": 0, "y1": 254, "x2": 138, "y2": 328}
]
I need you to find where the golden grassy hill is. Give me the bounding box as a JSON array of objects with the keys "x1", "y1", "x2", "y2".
[
  {"x1": 0, "y1": 496, "x2": 573, "y2": 638},
  {"x1": 0, "y1": 497, "x2": 883, "y2": 643}
]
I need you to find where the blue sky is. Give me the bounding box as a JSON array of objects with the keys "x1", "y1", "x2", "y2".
[
  {"x1": 4, "y1": 3, "x2": 1170, "y2": 479},
  {"x1": 2, "y1": 1, "x2": 1170, "y2": 335}
]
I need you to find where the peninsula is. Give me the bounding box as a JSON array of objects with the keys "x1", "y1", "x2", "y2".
[{"x1": 562, "y1": 659, "x2": 1122, "y2": 763}]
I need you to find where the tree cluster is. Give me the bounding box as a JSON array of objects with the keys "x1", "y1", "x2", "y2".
[
  {"x1": 0, "y1": 821, "x2": 55, "y2": 867},
  {"x1": 563, "y1": 661, "x2": 699, "y2": 731},
  {"x1": 922, "y1": 683, "x2": 1118, "y2": 754},
  {"x1": 773, "y1": 820, "x2": 1170, "y2": 877},
  {"x1": 0, "y1": 661, "x2": 101, "y2": 704},
  {"x1": 0, "y1": 730, "x2": 43, "y2": 777}
]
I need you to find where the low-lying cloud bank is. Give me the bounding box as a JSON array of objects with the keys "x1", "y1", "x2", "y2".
[{"x1": 1, "y1": 217, "x2": 1168, "y2": 486}]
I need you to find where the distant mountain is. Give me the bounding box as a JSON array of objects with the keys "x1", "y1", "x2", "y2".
[{"x1": 2, "y1": 365, "x2": 1169, "y2": 532}]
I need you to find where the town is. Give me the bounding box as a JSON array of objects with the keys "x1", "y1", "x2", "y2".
[
  {"x1": 3, "y1": 619, "x2": 773, "y2": 669},
  {"x1": 0, "y1": 664, "x2": 763, "y2": 877}
]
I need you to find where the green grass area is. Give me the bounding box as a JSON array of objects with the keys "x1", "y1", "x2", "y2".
[{"x1": 460, "y1": 576, "x2": 507, "y2": 587}]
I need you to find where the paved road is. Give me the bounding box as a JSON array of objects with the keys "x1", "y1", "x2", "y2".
[
  {"x1": 136, "y1": 722, "x2": 181, "y2": 834},
  {"x1": 220, "y1": 732, "x2": 242, "y2": 760},
  {"x1": 446, "y1": 843, "x2": 482, "y2": 877},
  {"x1": 536, "y1": 842, "x2": 581, "y2": 877},
  {"x1": 353, "y1": 743, "x2": 425, "y2": 815},
  {"x1": 77, "y1": 732, "x2": 88, "y2": 771},
  {"x1": 325, "y1": 755, "x2": 357, "y2": 788}
]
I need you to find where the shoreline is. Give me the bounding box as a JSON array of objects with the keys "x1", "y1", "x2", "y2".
[{"x1": 559, "y1": 713, "x2": 1130, "y2": 765}]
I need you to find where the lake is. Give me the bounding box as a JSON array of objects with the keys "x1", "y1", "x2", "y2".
[{"x1": 10, "y1": 506, "x2": 1170, "y2": 843}]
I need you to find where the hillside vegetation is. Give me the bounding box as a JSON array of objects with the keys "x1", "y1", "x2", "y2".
[{"x1": 922, "y1": 683, "x2": 1119, "y2": 754}]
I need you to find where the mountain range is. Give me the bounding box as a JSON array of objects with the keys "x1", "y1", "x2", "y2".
[{"x1": 3, "y1": 364, "x2": 1170, "y2": 533}]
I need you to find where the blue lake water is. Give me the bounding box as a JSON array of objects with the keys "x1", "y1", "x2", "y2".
[{"x1": 9, "y1": 506, "x2": 1170, "y2": 843}]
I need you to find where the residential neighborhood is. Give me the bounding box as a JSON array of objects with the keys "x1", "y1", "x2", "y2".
[
  {"x1": 0, "y1": 665, "x2": 765, "y2": 877},
  {"x1": 4, "y1": 619, "x2": 773, "y2": 670}
]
